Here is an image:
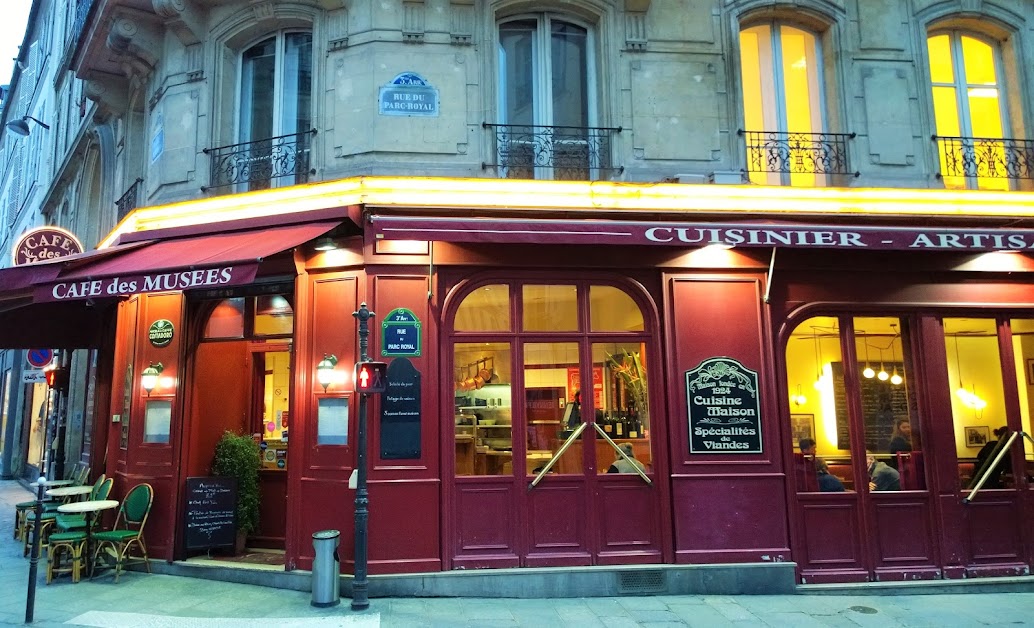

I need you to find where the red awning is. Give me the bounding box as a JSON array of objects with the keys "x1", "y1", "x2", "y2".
[
  {"x1": 34, "y1": 220, "x2": 340, "y2": 303},
  {"x1": 369, "y1": 215, "x2": 1034, "y2": 253}
]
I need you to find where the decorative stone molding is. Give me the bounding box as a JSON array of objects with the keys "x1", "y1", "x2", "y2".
[
  {"x1": 152, "y1": 0, "x2": 203, "y2": 45},
  {"x1": 450, "y1": 0, "x2": 474, "y2": 45},
  {"x1": 625, "y1": 12, "x2": 647, "y2": 50},
  {"x1": 403, "y1": 0, "x2": 425, "y2": 43},
  {"x1": 625, "y1": 0, "x2": 650, "y2": 10},
  {"x1": 185, "y1": 43, "x2": 203, "y2": 82},
  {"x1": 84, "y1": 73, "x2": 131, "y2": 120},
  {"x1": 106, "y1": 14, "x2": 159, "y2": 79},
  {"x1": 328, "y1": 8, "x2": 349, "y2": 51}
]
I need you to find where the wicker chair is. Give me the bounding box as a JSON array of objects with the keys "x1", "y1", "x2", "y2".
[{"x1": 90, "y1": 483, "x2": 153, "y2": 583}]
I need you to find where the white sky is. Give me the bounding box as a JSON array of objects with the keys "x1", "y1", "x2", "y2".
[{"x1": 0, "y1": 0, "x2": 33, "y2": 87}]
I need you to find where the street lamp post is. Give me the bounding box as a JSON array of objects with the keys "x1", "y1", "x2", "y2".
[{"x1": 351, "y1": 302, "x2": 374, "y2": 611}]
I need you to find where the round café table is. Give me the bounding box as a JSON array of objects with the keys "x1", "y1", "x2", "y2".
[
  {"x1": 46, "y1": 486, "x2": 93, "y2": 500},
  {"x1": 41, "y1": 479, "x2": 73, "y2": 488},
  {"x1": 56, "y1": 499, "x2": 119, "y2": 578}
]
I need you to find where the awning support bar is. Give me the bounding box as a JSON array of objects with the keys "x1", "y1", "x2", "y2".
[{"x1": 763, "y1": 247, "x2": 777, "y2": 304}]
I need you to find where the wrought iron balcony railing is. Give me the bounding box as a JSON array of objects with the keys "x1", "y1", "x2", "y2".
[
  {"x1": 483, "y1": 123, "x2": 622, "y2": 181},
  {"x1": 203, "y1": 130, "x2": 315, "y2": 191},
  {"x1": 933, "y1": 135, "x2": 1034, "y2": 181},
  {"x1": 740, "y1": 130, "x2": 858, "y2": 177},
  {"x1": 66, "y1": 0, "x2": 95, "y2": 59},
  {"x1": 115, "y1": 178, "x2": 143, "y2": 221}
]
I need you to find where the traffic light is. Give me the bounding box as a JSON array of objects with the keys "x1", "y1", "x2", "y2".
[
  {"x1": 354, "y1": 361, "x2": 388, "y2": 394},
  {"x1": 44, "y1": 367, "x2": 69, "y2": 392}
]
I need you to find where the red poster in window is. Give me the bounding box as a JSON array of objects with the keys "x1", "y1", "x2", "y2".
[
  {"x1": 280, "y1": 410, "x2": 289, "y2": 428},
  {"x1": 567, "y1": 367, "x2": 604, "y2": 409}
]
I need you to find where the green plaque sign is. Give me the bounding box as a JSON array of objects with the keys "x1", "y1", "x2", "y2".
[{"x1": 381, "y1": 308, "x2": 421, "y2": 357}]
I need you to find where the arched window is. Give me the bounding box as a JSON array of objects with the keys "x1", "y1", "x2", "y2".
[
  {"x1": 739, "y1": 21, "x2": 828, "y2": 186},
  {"x1": 236, "y1": 31, "x2": 312, "y2": 191},
  {"x1": 496, "y1": 15, "x2": 599, "y2": 179},
  {"x1": 928, "y1": 31, "x2": 1009, "y2": 191}
]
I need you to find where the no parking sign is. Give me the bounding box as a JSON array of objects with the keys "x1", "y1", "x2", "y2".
[{"x1": 26, "y1": 349, "x2": 53, "y2": 369}]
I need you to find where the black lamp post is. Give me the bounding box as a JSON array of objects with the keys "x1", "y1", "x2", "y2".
[{"x1": 351, "y1": 302, "x2": 374, "y2": 610}]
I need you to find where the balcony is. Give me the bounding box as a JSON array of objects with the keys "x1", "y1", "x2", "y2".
[
  {"x1": 115, "y1": 178, "x2": 143, "y2": 221},
  {"x1": 740, "y1": 130, "x2": 858, "y2": 184},
  {"x1": 483, "y1": 123, "x2": 622, "y2": 181},
  {"x1": 933, "y1": 135, "x2": 1034, "y2": 189},
  {"x1": 203, "y1": 131, "x2": 315, "y2": 192}
]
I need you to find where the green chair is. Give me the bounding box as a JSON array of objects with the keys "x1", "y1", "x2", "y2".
[
  {"x1": 14, "y1": 463, "x2": 89, "y2": 540},
  {"x1": 46, "y1": 529, "x2": 87, "y2": 584},
  {"x1": 90, "y1": 483, "x2": 153, "y2": 582},
  {"x1": 56, "y1": 476, "x2": 111, "y2": 532}
]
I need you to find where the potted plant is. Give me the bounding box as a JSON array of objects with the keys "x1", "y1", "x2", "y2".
[{"x1": 212, "y1": 430, "x2": 260, "y2": 553}]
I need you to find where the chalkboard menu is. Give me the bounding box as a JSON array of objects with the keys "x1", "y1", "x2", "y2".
[
  {"x1": 380, "y1": 357, "x2": 421, "y2": 459},
  {"x1": 685, "y1": 357, "x2": 762, "y2": 454},
  {"x1": 184, "y1": 476, "x2": 237, "y2": 551},
  {"x1": 831, "y1": 362, "x2": 914, "y2": 451}
]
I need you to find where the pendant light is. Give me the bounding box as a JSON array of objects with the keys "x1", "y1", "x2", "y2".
[
  {"x1": 889, "y1": 324, "x2": 904, "y2": 386},
  {"x1": 812, "y1": 330, "x2": 824, "y2": 390},
  {"x1": 861, "y1": 335, "x2": 875, "y2": 379},
  {"x1": 952, "y1": 334, "x2": 987, "y2": 412},
  {"x1": 877, "y1": 346, "x2": 889, "y2": 381},
  {"x1": 792, "y1": 383, "x2": 807, "y2": 407}
]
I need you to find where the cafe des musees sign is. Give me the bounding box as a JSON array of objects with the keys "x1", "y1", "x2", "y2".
[{"x1": 12, "y1": 227, "x2": 84, "y2": 265}]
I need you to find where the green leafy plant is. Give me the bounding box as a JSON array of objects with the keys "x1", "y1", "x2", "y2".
[
  {"x1": 212, "y1": 431, "x2": 261, "y2": 537},
  {"x1": 606, "y1": 350, "x2": 649, "y2": 414}
]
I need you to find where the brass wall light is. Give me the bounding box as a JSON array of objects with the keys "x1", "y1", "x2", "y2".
[
  {"x1": 317, "y1": 354, "x2": 338, "y2": 391},
  {"x1": 141, "y1": 362, "x2": 164, "y2": 395}
]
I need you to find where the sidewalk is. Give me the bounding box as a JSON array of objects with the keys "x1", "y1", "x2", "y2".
[{"x1": 1, "y1": 480, "x2": 1032, "y2": 627}]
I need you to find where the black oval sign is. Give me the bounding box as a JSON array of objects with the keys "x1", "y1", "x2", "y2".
[{"x1": 148, "y1": 319, "x2": 175, "y2": 347}]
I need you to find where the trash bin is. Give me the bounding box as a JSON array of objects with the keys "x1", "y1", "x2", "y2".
[{"x1": 311, "y1": 530, "x2": 341, "y2": 607}]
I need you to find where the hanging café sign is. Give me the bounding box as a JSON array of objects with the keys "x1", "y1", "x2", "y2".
[{"x1": 12, "y1": 227, "x2": 84, "y2": 265}]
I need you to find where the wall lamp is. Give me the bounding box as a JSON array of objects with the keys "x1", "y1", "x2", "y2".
[
  {"x1": 141, "y1": 362, "x2": 164, "y2": 395},
  {"x1": 5, "y1": 115, "x2": 50, "y2": 137},
  {"x1": 316, "y1": 354, "x2": 338, "y2": 391},
  {"x1": 313, "y1": 236, "x2": 339, "y2": 251}
]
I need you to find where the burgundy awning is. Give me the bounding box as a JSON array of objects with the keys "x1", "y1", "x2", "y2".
[
  {"x1": 369, "y1": 215, "x2": 1034, "y2": 253},
  {"x1": 34, "y1": 220, "x2": 340, "y2": 303}
]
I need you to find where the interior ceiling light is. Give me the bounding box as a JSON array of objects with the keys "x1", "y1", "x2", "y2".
[{"x1": 861, "y1": 333, "x2": 875, "y2": 379}]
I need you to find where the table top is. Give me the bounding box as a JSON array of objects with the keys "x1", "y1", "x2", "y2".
[
  {"x1": 46, "y1": 486, "x2": 93, "y2": 498},
  {"x1": 40, "y1": 479, "x2": 73, "y2": 487},
  {"x1": 57, "y1": 499, "x2": 119, "y2": 514}
]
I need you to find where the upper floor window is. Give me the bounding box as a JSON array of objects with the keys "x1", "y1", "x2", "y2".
[
  {"x1": 228, "y1": 31, "x2": 312, "y2": 191},
  {"x1": 740, "y1": 22, "x2": 831, "y2": 186},
  {"x1": 928, "y1": 32, "x2": 1010, "y2": 191},
  {"x1": 494, "y1": 15, "x2": 611, "y2": 180}
]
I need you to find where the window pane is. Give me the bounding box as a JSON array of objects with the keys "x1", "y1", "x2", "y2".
[
  {"x1": 241, "y1": 38, "x2": 276, "y2": 142},
  {"x1": 945, "y1": 318, "x2": 1010, "y2": 488},
  {"x1": 550, "y1": 21, "x2": 588, "y2": 127},
  {"x1": 317, "y1": 397, "x2": 349, "y2": 446},
  {"x1": 524, "y1": 342, "x2": 579, "y2": 474},
  {"x1": 1010, "y1": 319, "x2": 1034, "y2": 470},
  {"x1": 927, "y1": 34, "x2": 954, "y2": 83},
  {"x1": 589, "y1": 285, "x2": 644, "y2": 332},
  {"x1": 254, "y1": 295, "x2": 293, "y2": 336},
  {"x1": 787, "y1": 316, "x2": 853, "y2": 492},
  {"x1": 455, "y1": 284, "x2": 510, "y2": 332},
  {"x1": 499, "y1": 20, "x2": 535, "y2": 125},
  {"x1": 143, "y1": 400, "x2": 172, "y2": 444},
  {"x1": 962, "y1": 36, "x2": 997, "y2": 86},
  {"x1": 594, "y1": 342, "x2": 651, "y2": 475},
  {"x1": 855, "y1": 316, "x2": 923, "y2": 490},
  {"x1": 204, "y1": 298, "x2": 245, "y2": 339},
  {"x1": 283, "y1": 33, "x2": 313, "y2": 135},
  {"x1": 968, "y1": 88, "x2": 1003, "y2": 138},
  {"x1": 455, "y1": 342, "x2": 512, "y2": 476},
  {"x1": 523, "y1": 285, "x2": 578, "y2": 331},
  {"x1": 780, "y1": 26, "x2": 816, "y2": 134}
]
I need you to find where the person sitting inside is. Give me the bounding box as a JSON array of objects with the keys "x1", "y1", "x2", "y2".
[
  {"x1": 887, "y1": 418, "x2": 913, "y2": 469},
  {"x1": 816, "y1": 458, "x2": 845, "y2": 492},
  {"x1": 974, "y1": 426, "x2": 1010, "y2": 489},
  {"x1": 799, "y1": 438, "x2": 817, "y2": 456},
  {"x1": 608, "y1": 443, "x2": 646, "y2": 474},
  {"x1": 866, "y1": 450, "x2": 900, "y2": 491}
]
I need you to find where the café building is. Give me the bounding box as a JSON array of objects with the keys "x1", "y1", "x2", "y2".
[{"x1": 2, "y1": 176, "x2": 1033, "y2": 587}]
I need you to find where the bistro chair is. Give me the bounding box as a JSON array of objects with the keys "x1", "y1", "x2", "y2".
[
  {"x1": 56, "y1": 476, "x2": 111, "y2": 532},
  {"x1": 90, "y1": 483, "x2": 153, "y2": 583},
  {"x1": 14, "y1": 463, "x2": 89, "y2": 540},
  {"x1": 46, "y1": 529, "x2": 88, "y2": 584}
]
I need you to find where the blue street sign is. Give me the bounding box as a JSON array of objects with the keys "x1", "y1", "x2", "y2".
[{"x1": 26, "y1": 349, "x2": 53, "y2": 369}]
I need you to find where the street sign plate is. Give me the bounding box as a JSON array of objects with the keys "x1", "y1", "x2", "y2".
[{"x1": 26, "y1": 349, "x2": 53, "y2": 369}]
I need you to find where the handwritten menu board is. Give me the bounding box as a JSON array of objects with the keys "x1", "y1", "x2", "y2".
[
  {"x1": 380, "y1": 357, "x2": 421, "y2": 459},
  {"x1": 184, "y1": 477, "x2": 236, "y2": 551},
  {"x1": 831, "y1": 362, "x2": 912, "y2": 451}
]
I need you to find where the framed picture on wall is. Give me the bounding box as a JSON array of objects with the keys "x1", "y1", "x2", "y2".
[
  {"x1": 790, "y1": 414, "x2": 815, "y2": 448},
  {"x1": 1027, "y1": 359, "x2": 1034, "y2": 385},
  {"x1": 965, "y1": 426, "x2": 989, "y2": 448}
]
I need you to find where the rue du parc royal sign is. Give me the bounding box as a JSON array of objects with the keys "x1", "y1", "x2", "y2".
[
  {"x1": 686, "y1": 357, "x2": 762, "y2": 454},
  {"x1": 378, "y1": 72, "x2": 439, "y2": 117}
]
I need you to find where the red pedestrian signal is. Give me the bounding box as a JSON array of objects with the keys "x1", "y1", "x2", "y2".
[
  {"x1": 44, "y1": 367, "x2": 69, "y2": 392},
  {"x1": 354, "y1": 361, "x2": 388, "y2": 394}
]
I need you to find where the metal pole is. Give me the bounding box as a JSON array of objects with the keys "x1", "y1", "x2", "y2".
[
  {"x1": 25, "y1": 476, "x2": 46, "y2": 623},
  {"x1": 351, "y1": 302, "x2": 374, "y2": 611}
]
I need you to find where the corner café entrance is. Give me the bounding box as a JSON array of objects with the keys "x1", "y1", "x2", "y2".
[
  {"x1": 786, "y1": 313, "x2": 1034, "y2": 582},
  {"x1": 447, "y1": 277, "x2": 671, "y2": 568}
]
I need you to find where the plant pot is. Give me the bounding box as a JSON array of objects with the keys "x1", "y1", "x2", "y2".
[{"x1": 234, "y1": 530, "x2": 248, "y2": 555}]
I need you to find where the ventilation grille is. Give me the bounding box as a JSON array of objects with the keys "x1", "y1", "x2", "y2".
[{"x1": 617, "y1": 570, "x2": 666, "y2": 594}]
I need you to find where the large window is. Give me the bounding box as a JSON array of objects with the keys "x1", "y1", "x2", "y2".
[
  {"x1": 238, "y1": 31, "x2": 312, "y2": 190},
  {"x1": 927, "y1": 32, "x2": 1009, "y2": 191},
  {"x1": 740, "y1": 22, "x2": 826, "y2": 186},
  {"x1": 497, "y1": 15, "x2": 597, "y2": 179}
]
